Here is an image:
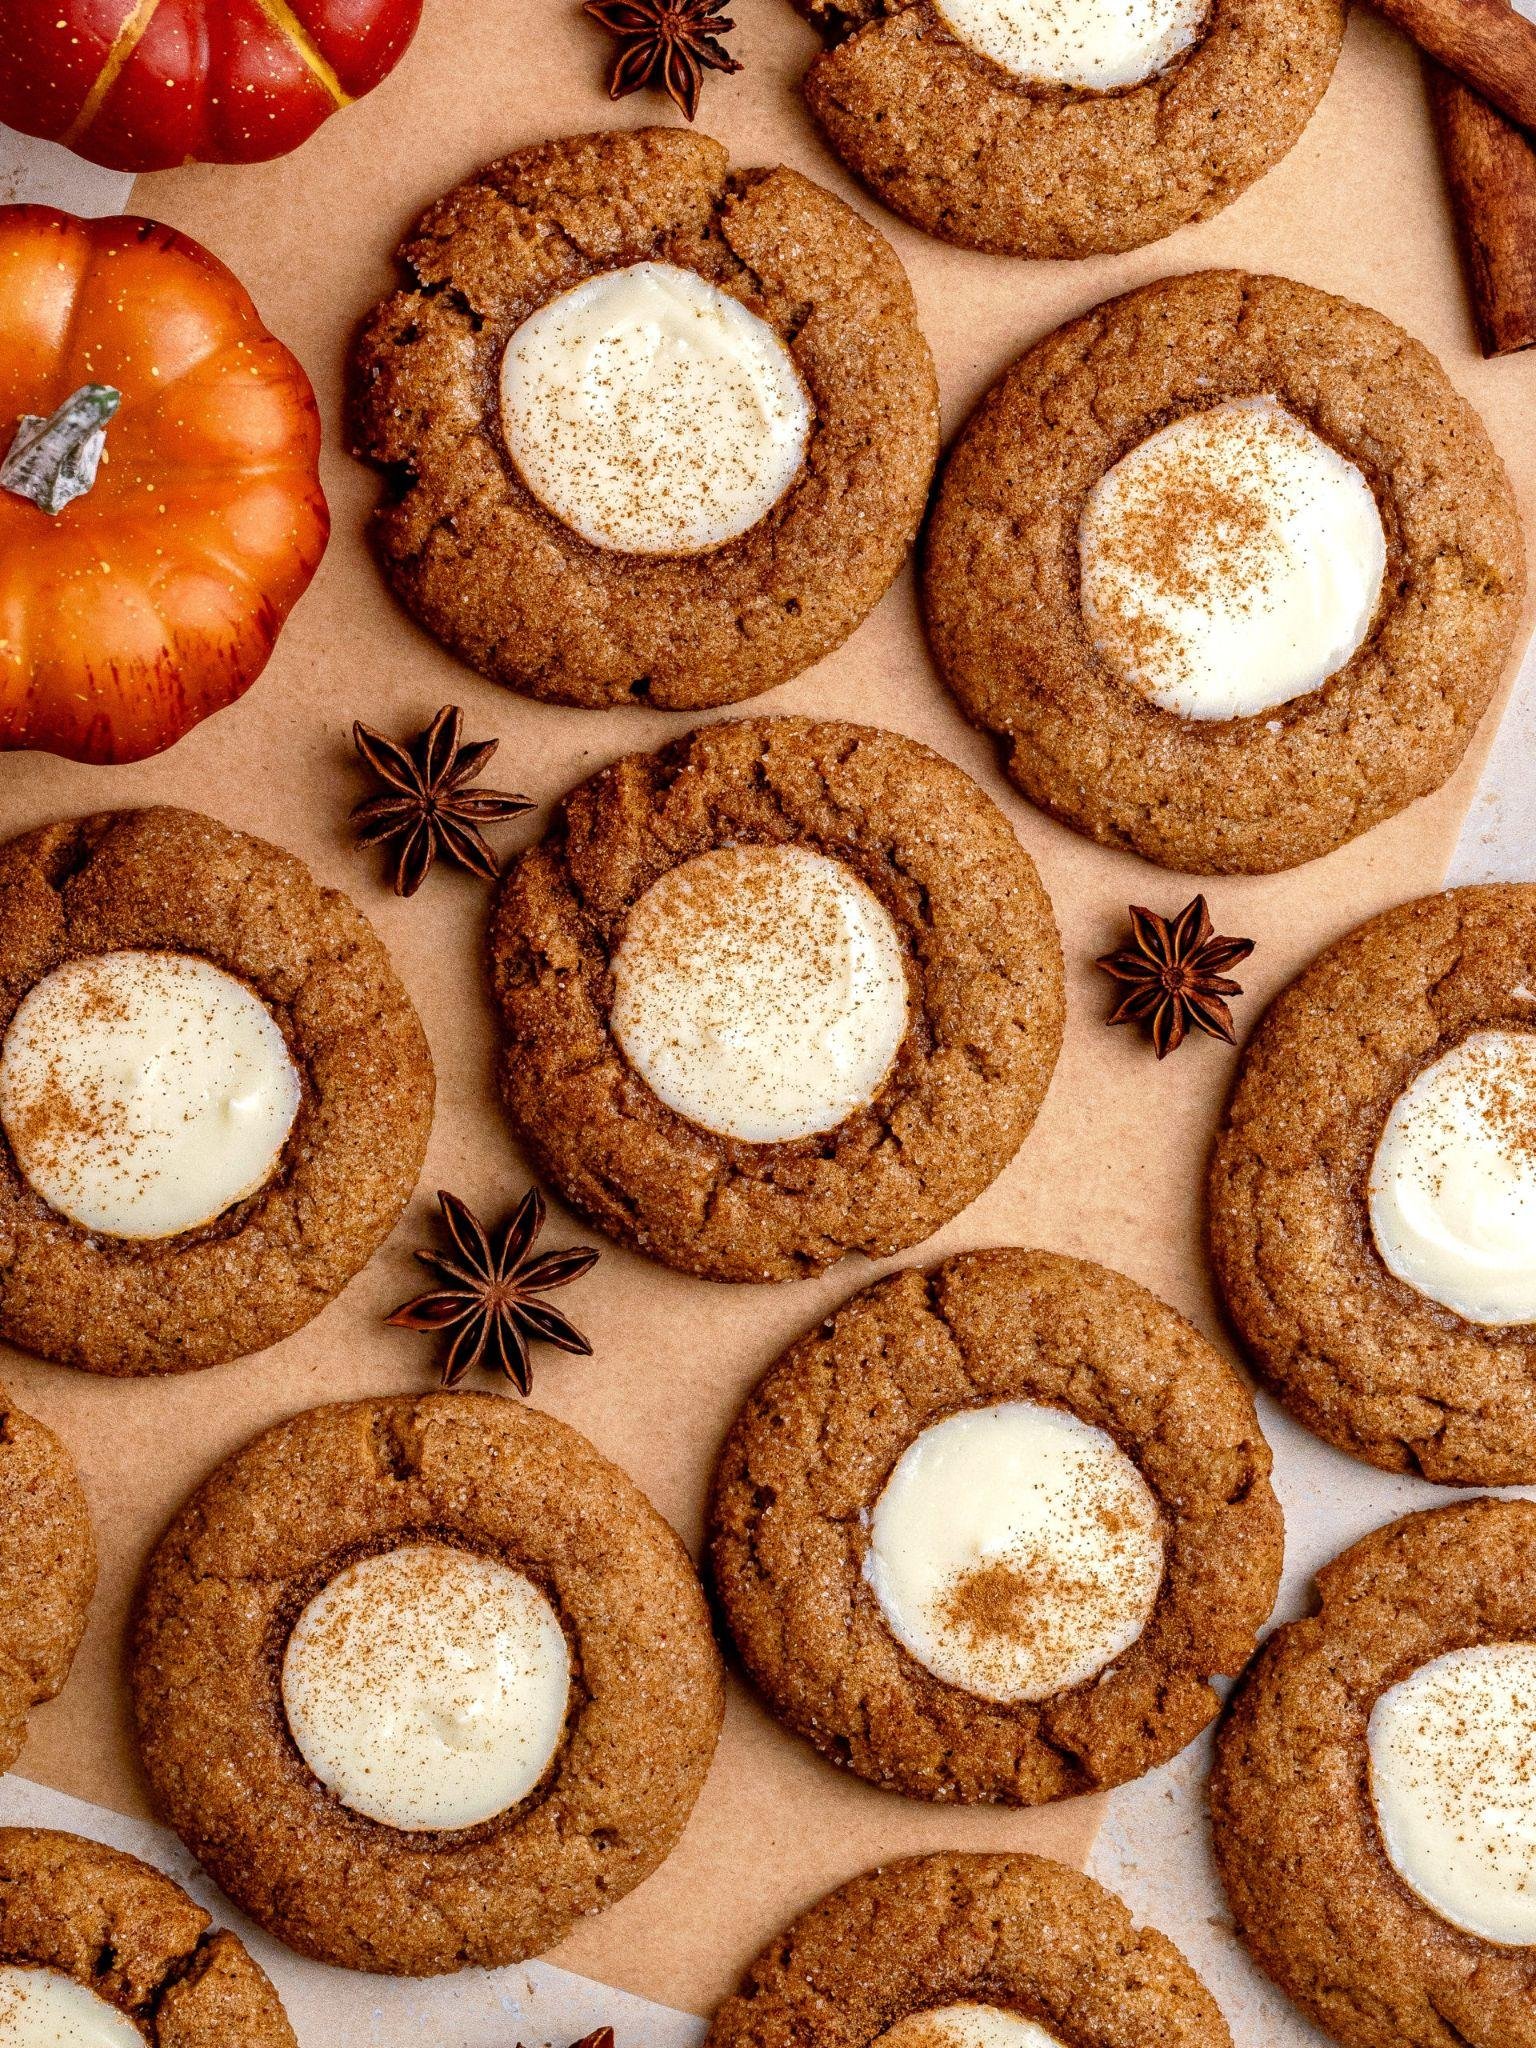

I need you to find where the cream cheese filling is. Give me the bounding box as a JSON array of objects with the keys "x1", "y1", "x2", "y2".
[
  {"x1": 610, "y1": 843, "x2": 909, "y2": 1144},
  {"x1": 500, "y1": 260, "x2": 812, "y2": 555},
  {"x1": 0, "y1": 949, "x2": 300, "y2": 1241},
  {"x1": 935, "y1": 0, "x2": 1204, "y2": 90},
  {"x1": 1079, "y1": 396, "x2": 1386, "y2": 720},
  {"x1": 877, "y1": 2004, "x2": 1067, "y2": 2047},
  {"x1": 282, "y1": 1543, "x2": 571, "y2": 1833},
  {"x1": 0, "y1": 1967, "x2": 145, "y2": 2048},
  {"x1": 1368, "y1": 1642, "x2": 1536, "y2": 1945},
  {"x1": 863, "y1": 1401, "x2": 1164, "y2": 1704},
  {"x1": 1369, "y1": 1030, "x2": 1536, "y2": 1325}
]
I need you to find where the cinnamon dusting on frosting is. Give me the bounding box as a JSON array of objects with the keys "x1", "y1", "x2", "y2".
[
  {"x1": 610, "y1": 842, "x2": 909, "y2": 1144},
  {"x1": 1079, "y1": 395, "x2": 1386, "y2": 721}
]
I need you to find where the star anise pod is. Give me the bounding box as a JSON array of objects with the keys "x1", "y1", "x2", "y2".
[
  {"x1": 387, "y1": 1189, "x2": 600, "y2": 1393},
  {"x1": 1096, "y1": 896, "x2": 1255, "y2": 1059},
  {"x1": 518, "y1": 2033, "x2": 615, "y2": 2048},
  {"x1": 351, "y1": 705, "x2": 533, "y2": 897},
  {"x1": 583, "y1": 0, "x2": 742, "y2": 120}
]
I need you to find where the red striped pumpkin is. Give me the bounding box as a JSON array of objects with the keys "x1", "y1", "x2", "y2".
[{"x1": 0, "y1": 0, "x2": 423, "y2": 172}]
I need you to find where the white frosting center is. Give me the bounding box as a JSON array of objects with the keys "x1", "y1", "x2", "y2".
[
  {"x1": 1080, "y1": 396, "x2": 1386, "y2": 719},
  {"x1": 863, "y1": 1402, "x2": 1164, "y2": 1704},
  {"x1": 0, "y1": 1968, "x2": 143, "y2": 2048},
  {"x1": 878, "y1": 2005, "x2": 1065, "y2": 2048},
  {"x1": 282, "y1": 1543, "x2": 570, "y2": 1833},
  {"x1": 0, "y1": 950, "x2": 300, "y2": 1240},
  {"x1": 936, "y1": 0, "x2": 1203, "y2": 90},
  {"x1": 610, "y1": 844, "x2": 909, "y2": 1145},
  {"x1": 1369, "y1": 1643, "x2": 1536, "y2": 1945},
  {"x1": 500, "y1": 261, "x2": 812, "y2": 555},
  {"x1": 1369, "y1": 1030, "x2": 1536, "y2": 1325}
]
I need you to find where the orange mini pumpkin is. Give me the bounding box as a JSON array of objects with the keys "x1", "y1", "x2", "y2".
[{"x1": 0, "y1": 205, "x2": 328, "y2": 764}]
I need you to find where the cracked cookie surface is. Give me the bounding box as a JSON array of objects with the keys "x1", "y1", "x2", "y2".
[
  {"x1": 704, "y1": 1850, "x2": 1232, "y2": 2046},
  {"x1": 790, "y1": 0, "x2": 1344, "y2": 257},
  {"x1": 0, "y1": 1386, "x2": 94, "y2": 1773},
  {"x1": 707, "y1": 1249, "x2": 1282, "y2": 1802},
  {"x1": 348, "y1": 126, "x2": 938, "y2": 710},
  {"x1": 1210, "y1": 884, "x2": 1536, "y2": 1484},
  {"x1": 1211, "y1": 1500, "x2": 1536, "y2": 2048},
  {"x1": 487, "y1": 718, "x2": 1065, "y2": 1283},
  {"x1": 0, "y1": 808, "x2": 434, "y2": 1376},
  {"x1": 923, "y1": 270, "x2": 1526, "y2": 874},
  {"x1": 130, "y1": 1393, "x2": 724, "y2": 1977},
  {"x1": 0, "y1": 1826, "x2": 295, "y2": 2045}
]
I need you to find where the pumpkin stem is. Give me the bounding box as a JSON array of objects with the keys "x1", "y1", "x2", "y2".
[{"x1": 1, "y1": 384, "x2": 121, "y2": 517}]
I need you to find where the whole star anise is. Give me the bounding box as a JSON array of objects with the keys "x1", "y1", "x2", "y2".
[
  {"x1": 583, "y1": 0, "x2": 742, "y2": 120},
  {"x1": 518, "y1": 2033, "x2": 615, "y2": 2048},
  {"x1": 1096, "y1": 896, "x2": 1255, "y2": 1059},
  {"x1": 351, "y1": 705, "x2": 533, "y2": 897},
  {"x1": 388, "y1": 1189, "x2": 600, "y2": 1393}
]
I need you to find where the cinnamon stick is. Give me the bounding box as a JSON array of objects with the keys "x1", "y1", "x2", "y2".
[
  {"x1": 1365, "y1": 0, "x2": 1536, "y2": 132},
  {"x1": 1428, "y1": 62, "x2": 1536, "y2": 355}
]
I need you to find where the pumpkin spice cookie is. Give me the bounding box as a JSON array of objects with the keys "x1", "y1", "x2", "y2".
[
  {"x1": 0, "y1": 807, "x2": 434, "y2": 1376},
  {"x1": 1212, "y1": 1500, "x2": 1536, "y2": 2048},
  {"x1": 924, "y1": 270, "x2": 1526, "y2": 875},
  {"x1": 705, "y1": 1851, "x2": 1232, "y2": 2047},
  {"x1": 0, "y1": 1385, "x2": 94, "y2": 1774},
  {"x1": 0, "y1": 1827, "x2": 295, "y2": 2046},
  {"x1": 488, "y1": 718, "x2": 1064, "y2": 1284},
  {"x1": 790, "y1": 0, "x2": 1344, "y2": 258},
  {"x1": 131, "y1": 1393, "x2": 724, "y2": 1977},
  {"x1": 709, "y1": 1250, "x2": 1282, "y2": 1802},
  {"x1": 349, "y1": 126, "x2": 938, "y2": 710},
  {"x1": 1210, "y1": 884, "x2": 1536, "y2": 1485}
]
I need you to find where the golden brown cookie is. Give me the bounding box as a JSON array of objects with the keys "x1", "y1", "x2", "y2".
[
  {"x1": 130, "y1": 1393, "x2": 725, "y2": 1977},
  {"x1": 0, "y1": 1827, "x2": 295, "y2": 2045},
  {"x1": 0, "y1": 1386, "x2": 94, "y2": 1773},
  {"x1": 1210, "y1": 885, "x2": 1536, "y2": 1485},
  {"x1": 709, "y1": 1250, "x2": 1282, "y2": 1802},
  {"x1": 704, "y1": 1851, "x2": 1232, "y2": 2046},
  {"x1": 0, "y1": 808, "x2": 434, "y2": 1376},
  {"x1": 791, "y1": 0, "x2": 1343, "y2": 258},
  {"x1": 487, "y1": 718, "x2": 1064, "y2": 1283},
  {"x1": 349, "y1": 126, "x2": 938, "y2": 710},
  {"x1": 923, "y1": 271, "x2": 1525, "y2": 874},
  {"x1": 1211, "y1": 1501, "x2": 1536, "y2": 2048}
]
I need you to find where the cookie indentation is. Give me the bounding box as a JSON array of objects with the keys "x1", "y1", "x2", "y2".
[
  {"x1": 0, "y1": 1966, "x2": 146, "y2": 2046},
  {"x1": 1368, "y1": 1642, "x2": 1536, "y2": 1947},
  {"x1": 281, "y1": 1543, "x2": 571, "y2": 1833},
  {"x1": 0, "y1": 951, "x2": 301, "y2": 1242},
  {"x1": 878, "y1": 2007, "x2": 1064, "y2": 2048},
  {"x1": 1369, "y1": 1031, "x2": 1536, "y2": 1326},
  {"x1": 935, "y1": 0, "x2": 1202, "y2": 91},
  {"x1": 610, "y1": 844, "x2": 909, "y2": 1144},
  {"x1": 864, "y1": 1402, "x2": 1163, "y2": 1703},
  {"x1": 501, "y1": 263, "x2": 812, "y2": 556},
  {"x1": 1079, "y1": 397, "x2": 1385, "y2": 722}
]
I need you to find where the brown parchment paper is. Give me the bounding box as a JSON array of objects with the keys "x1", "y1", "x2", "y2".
[{"x1": 2, "y1": 0, "x2": 1535, "y2": 2019}]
